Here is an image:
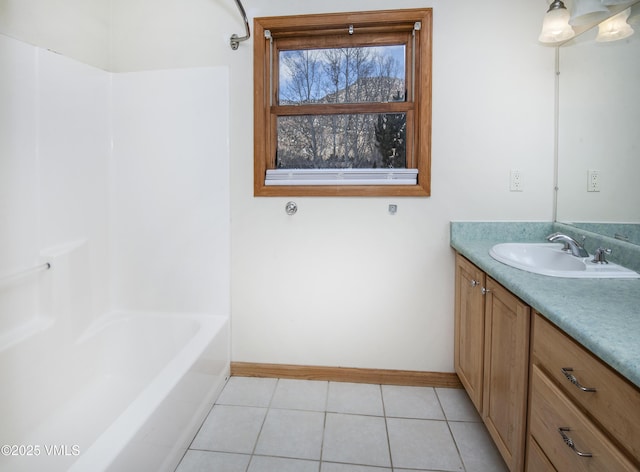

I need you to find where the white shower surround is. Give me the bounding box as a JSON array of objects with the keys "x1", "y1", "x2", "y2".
[{"x1": 0, "y1": 34, "x2": 230, "y2": 471}]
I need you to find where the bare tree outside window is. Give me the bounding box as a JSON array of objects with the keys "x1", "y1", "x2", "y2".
[{"x1": 277, "y1": 45, "x2": 406, "y2": 170}]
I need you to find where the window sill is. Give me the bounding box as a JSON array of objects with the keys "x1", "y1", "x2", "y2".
[
  {"x1": 265, "y1": 168, "x2": 419, "y2": 186},
  {"x1": 254, "y1": 182, "x2": 431, "y2": 197}
]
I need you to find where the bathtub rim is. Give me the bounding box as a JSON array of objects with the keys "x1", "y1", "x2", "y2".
[{"x1": 66, "y1": 310, "x2": 229, "y2": 472}]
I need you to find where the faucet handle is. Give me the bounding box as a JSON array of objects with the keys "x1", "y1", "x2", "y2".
[{"x1": 591, "y1": 247, "x2": 612, "y2": 264}]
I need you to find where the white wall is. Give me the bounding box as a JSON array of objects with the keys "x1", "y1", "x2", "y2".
[
  {"x1": 110, "y1": 0, "x2": 556, "y2": 372},
  {"x1": 110, "y1": 0, "x2": 234, "y2": 73},
  {"x1": 0, "y1": 0, "x2": 111, "y2": 70}
]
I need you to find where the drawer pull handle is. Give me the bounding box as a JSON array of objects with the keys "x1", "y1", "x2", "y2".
[
  {"x1": 481, "y1": 287, "x2": 491, "y2": 295},
  {"x1": 558, "y1": 427, "x2": 593, "y2": 458},
  {"x1": 561, "y1": 367, "x2": 597, "y2": 393},
  {"x1": 470, "y1": 279, "x2": 480, "y2": 287}
]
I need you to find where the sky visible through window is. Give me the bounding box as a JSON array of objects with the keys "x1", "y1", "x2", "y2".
[{"x1": 278, "y1": 45, "x2": 406, "y2": 104}]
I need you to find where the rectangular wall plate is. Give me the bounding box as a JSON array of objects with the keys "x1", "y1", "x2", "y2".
[
  {"x1": 510, "y1": 169, "x2": 523, "y2": 192},
  {"x1": 587, "y1": 169, "x2": 600, "y2": 192}
]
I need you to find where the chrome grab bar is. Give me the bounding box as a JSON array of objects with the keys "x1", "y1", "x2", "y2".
[
  {"x1": 0, "y1": 262, "x2": 51, "y2": 286},
  {"x1": 230, "y1": 0, "x2": 250, "y2": 50}
]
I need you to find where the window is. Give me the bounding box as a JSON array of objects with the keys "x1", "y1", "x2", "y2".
[{"x1": 253, "y1": 9, "x2": 432, "y2": 197}]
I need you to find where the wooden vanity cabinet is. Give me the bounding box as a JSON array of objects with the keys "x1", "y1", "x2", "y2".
[
  {"x1": 483, "y1": 277, "x2": 530, "y2": 472},
  {"x1": 454, "y1": 254, "x2": 486, "y2": 412},
  {"x1": 527, "y1": 314, "x2": 640, "y2": 472},
  {"x1": 454, "y1": 252, "x2": 640, "y2": 472},
  {"x1": 527, "y1": 434, "x2": 556, "y2": 472},
  {"x1": 454, "y1": 254, "x2": 530, "y2": 472}
]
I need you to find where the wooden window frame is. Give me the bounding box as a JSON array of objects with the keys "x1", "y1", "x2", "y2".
[{"x1": 253, "y1": 9, "x2": 432, "y2": 197}]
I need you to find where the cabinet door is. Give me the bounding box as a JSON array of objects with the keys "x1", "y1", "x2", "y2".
[
  {"x1": 454, "y1": 254, "x2": 485, "y2": 412},
  {"x1": 483, "y1": 277, "x2": 530, "y2": 472}
]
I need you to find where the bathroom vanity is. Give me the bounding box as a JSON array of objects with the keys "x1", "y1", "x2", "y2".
[
  {"x1": 451, "y1": 222, "x2": 640, "y2": 472},
  {"x1": 455, "y1": 253, "x2": 530, "y2": 471}
]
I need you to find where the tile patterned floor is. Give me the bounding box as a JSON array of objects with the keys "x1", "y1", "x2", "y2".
[{"x1": 175, "y1": 377, "x2": 508, "y2": 472}]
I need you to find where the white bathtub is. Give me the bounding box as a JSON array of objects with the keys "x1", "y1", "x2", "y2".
[{"x1": 0, "y1": 310, "x2": 229, "y2": 472}]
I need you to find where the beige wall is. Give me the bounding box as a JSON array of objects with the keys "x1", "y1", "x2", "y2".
[{"x1": 1, "y1": 0, "x2": 556, "y2": 372}]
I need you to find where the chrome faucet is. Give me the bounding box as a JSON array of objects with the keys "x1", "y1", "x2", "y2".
[
  {"x1": 591, "y1": 247, "x2": 612, "y2": 264},
  {"x1": 547, "y1": 232, "x2": 589, "y2": 257}
]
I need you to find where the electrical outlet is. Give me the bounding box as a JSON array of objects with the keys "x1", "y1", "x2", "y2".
[
  {"x1": 510, "y1": 169, "x2": 523, "y2": 192},
  {"x1": 587, "y1": 169, "x2": 600, "y2": 192}
]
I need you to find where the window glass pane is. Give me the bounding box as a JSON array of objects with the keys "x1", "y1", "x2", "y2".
[
  {"x1": 278, "y1": 45, "x2": 406, "y2": 105},
  {"x1": 276, "y1": 113, "x2": 407, "y2": 169}
]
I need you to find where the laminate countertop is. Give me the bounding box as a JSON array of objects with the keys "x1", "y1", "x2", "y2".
[{"x1": 450, "y1": 221, "x2": 640, "y2": 389}]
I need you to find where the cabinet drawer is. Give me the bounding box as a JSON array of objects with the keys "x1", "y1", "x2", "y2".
[
  {"x1": 529, "y1": 364, "x2": 638, "y2": 472},
  {"x1": 527, "y1": 435, "x2": 556, "y2": 472},
  {"x1": 532, "y1": 314, "x2": 640, "y2": 461}
]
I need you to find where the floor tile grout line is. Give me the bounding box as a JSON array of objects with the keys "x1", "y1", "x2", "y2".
[
  {"x1": 318, "y1": 381, "x2": 329, "y2": 471},
  {"x1": 434, "y1": 387, "x2": 468, "y2": 472},
  {"x1": 318, "y1": 411, "x2": 326, "y2": 472},
  {"x1": 379, "y1": 383, "x2": 395, "y2": 470},
  {"x1": 321, "y1": 461, "x2": 394, "y2": 470},
  {"x1": 178, "y1": 377, "x2": 500, "y2": 472},
  {"x1": 173, "y1": 376, "x2": 230, "y2": 471},
  {"x1": 243, "y1": 377, "x2": 280, "y2": 472}
]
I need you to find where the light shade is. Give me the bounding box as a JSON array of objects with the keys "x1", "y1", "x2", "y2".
[
  {"x1": 596, "y1": 8, "x2": 634, "y2": 41},
  {"x1": 569, "y1": 0, "x2": 610, "y2": 26},
  {"x1": 539, "y1": 1, "x2": 575, "y2": 43},
  {"x1": 627, "y1": 3, "x2": 640, "y2": 26}
]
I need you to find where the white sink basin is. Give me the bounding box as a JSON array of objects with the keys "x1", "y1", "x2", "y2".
[{"x1": 489, "y1": 243, "x2": 640, "y2": 279}]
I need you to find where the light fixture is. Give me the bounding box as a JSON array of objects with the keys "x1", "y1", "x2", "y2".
[
  {"x1": 627, "y1": 2, "x2": 640, "y2": 26},
  {"x1": 539, "y1": 0, "x2": 576, "y2": 43},
  {"x1": 569, "y1": 0, "x2": 610, "y2": 27},
  {"x1": 596, "y1": 8, "x2": 634, "y2": 41}
]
